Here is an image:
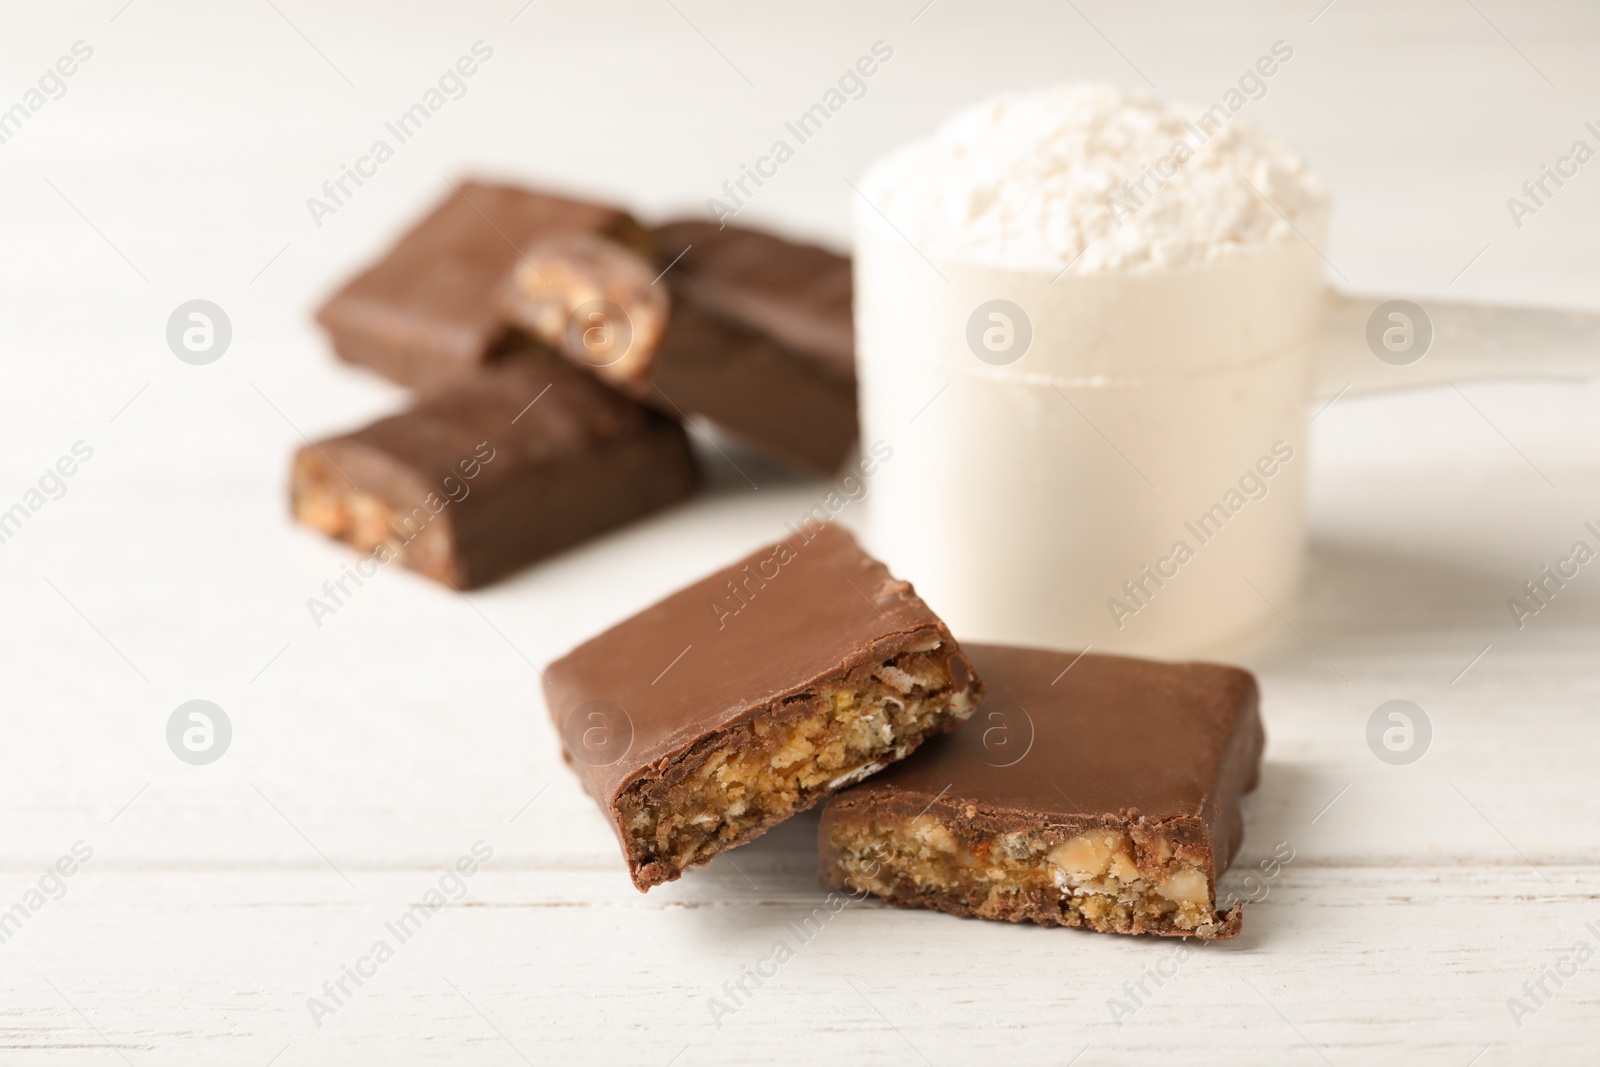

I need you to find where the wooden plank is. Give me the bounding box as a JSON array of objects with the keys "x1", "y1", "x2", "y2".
[{"x1": 0, "y1": 865, "x2": 1595, "y2": 1064}]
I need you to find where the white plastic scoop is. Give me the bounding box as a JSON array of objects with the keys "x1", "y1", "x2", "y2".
[
  {"x1": 1315, "y1": 292, "x2": 1600, "y2": 399},
  {"x1": 854, "y1": 222, "x2": 1598, "y2": 659}
]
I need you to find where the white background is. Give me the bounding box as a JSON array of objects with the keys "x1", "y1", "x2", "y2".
[{"x1": 3, "y1": 0, "x2": 1599, "y2": 1062}]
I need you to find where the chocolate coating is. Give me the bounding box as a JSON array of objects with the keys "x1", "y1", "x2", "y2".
[
  {"x1": 643, "y1": 299, "x2": 858, "y2": 475},
  {"x1": 316, "y1": 181, "x2": 644, "y2": 387},
  {"x1": 651, "y1": 219, "x2": 855, "y2": 379},
  {"x1": 648, "y1": 220, "x2": 858, "y2": 473},
  {"x1": 848, "y1": 646, "x2": 1262, "y2": 841}
]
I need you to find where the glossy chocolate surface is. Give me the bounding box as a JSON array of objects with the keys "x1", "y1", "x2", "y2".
[
  {"x1": 543, "y1": 524, "x2": 975, "y2": 810},
  {"x1": 826, "y1": 644, "x2": 1263, "y2": 869}
]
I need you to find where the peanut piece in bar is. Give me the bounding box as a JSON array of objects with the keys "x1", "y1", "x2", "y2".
[{"x1": 502, "y1": 232, "x2": 667, "y2": 385}]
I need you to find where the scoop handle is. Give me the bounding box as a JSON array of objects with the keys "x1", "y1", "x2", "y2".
[{"x1": 1315, "y1": 291, "x2": 1600, "y2": 401}]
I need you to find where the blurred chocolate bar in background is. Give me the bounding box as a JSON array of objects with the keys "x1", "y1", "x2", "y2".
[
  {"x1": 306, "y1": 183, "x2": 864, "y2": 589},
  {"x1": 651, "y1": 219, "x2": 854, "y2": 381},
  {"x1": 502, "y1": 219, "x2": 858, "y2": 473},
  {"x1": 316, "y1": 181, "x2": 648, "y2": 388},
  {"x1": 290, "y1": 349, "x2": 697, "y2": 589}
]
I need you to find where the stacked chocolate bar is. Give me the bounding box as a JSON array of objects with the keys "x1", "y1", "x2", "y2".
[
  {"x1": 292, "y1": 181, "x2": 858, "y2": 588},
  {"x1": 546, "y1": 525, "x2": 1266, "y2": 940}
]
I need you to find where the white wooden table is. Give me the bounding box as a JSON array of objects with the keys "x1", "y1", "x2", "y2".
[{"x1": 3, "y1": 1, "x2": 1598, "y2": 1062}]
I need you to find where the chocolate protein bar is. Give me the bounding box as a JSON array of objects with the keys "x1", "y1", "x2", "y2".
[
  {"x1": 501, "y1": 220, "x2": 857, "y2": 474},
  {"x1": 290, "y1": 349, "x2": 697, "y2": 589},
  {"x1": 651, "y1": 219, "x2": 854, "y2": 380},
  {"x1": 819, "y1": 644, "x2": 1264, "y2": 939},
  {"x1": 316, "y1": 180, "x2": 648, "y2": 387},
  {"x1": 543, "y1": 523, "x2": 983, "y2": 891}
]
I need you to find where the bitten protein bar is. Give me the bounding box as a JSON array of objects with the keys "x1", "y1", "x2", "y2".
[
  {"x1": 290, "y1": 349, "x2": 697, "y2": 589},
  {"x1": 542, "y1": 524, "x2": 983, "y2": 891},
  {"x1": 819, "y1": 644, "x2": 1264, "y2": 939},
  {"x1": 316, "y1": 180, "x2": 648, "y2": 387}
]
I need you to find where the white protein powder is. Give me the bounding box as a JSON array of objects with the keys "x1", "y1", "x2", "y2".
[
  {"x1": 859, "y1": 83, "x2": 1329, "y2": 275},
  {"x1": 854, "y1": 83, "x2": 1330, "y2": 656}
]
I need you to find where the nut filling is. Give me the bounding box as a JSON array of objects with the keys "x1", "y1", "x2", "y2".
[
  {"x1": 618, "y1": 646, "x2": 978, "y2": 888},
  {"x1": 828, "y1": 814, "x2": 1238, "y2": 939},
  {"x1": 291, "y1": 455, "x2": 453, "y2": 582}
]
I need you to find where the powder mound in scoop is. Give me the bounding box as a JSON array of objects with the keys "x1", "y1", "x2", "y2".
[{"x1": 859, "y1": 83, "x2": 1329, "y2": 274}]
